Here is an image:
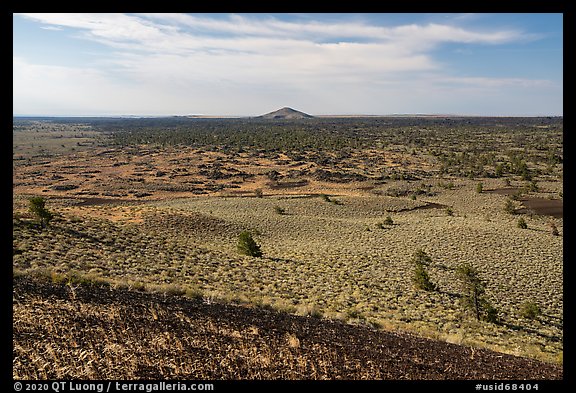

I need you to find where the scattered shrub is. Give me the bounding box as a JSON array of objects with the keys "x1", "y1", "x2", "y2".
[
  {"x1": 319, "y1": 194, "x2": 342, "y2": 205},
  {"x1": 413, "y1": 249, "x2": 432, "y2": 265},
  {"x1": 438, "y1": 181, "x2": 454, "y2": 190},
  {"x1": 377, "y1": 218, "x2": 393, "y2": 230},
  {"x1": 504, "y1": 199, "x2": 516, "y2": 214},
  {"x1": 483, "y1": 302, "x2": 499, "y2": 324},
  {"x1": 525, "y1": 180, "x2": 539, "y2": 193},
  {"x1": 550, "y1": 222, "x2": 559, "y2": 236},
  {"x1": 510, "y1": 190, "x2": 523, "y2": 201},
  {"x1": 517, "y1": 217, "x2": 528, "y2": 229},
  {"x1": 520, "y1": 301, "x2": 541, "y2": 320}
]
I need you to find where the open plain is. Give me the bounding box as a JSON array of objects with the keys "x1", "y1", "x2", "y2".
[{"x1": 13, "y1": 116, "x2": 563, "y2": 378}]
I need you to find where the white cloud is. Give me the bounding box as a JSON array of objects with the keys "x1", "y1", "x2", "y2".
[
  {"x1": 13, "y1": 13, "x2": 559, "y2": 116},
  {"x1": 39, "y1": 25, "x2": 62, "y2": 31},
  {"x1": 18, "y1": 13, "x2": 526, "y2": 53},
  {"x1": 18, "y1": 13, "x2": 169, "y2": 42}
]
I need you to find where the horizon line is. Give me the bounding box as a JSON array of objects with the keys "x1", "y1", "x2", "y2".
[{"x1": 13, "y1": 113, "x2": 564, "y2": 119}]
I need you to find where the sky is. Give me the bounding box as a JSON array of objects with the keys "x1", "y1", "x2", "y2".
[{"x1": 13, "y1": 13, "x2": 563, "y2": 117}]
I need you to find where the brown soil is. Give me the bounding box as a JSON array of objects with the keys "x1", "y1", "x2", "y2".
[
  {"x1": 13, "y1": 275, "x2": 563, "y2": 380},
  {"x1": 45, "y1": 195, "x2": 151, "y2": 206},
  {"x1": 518, "y1": 197, "x2": 563, "y2": 218},
  {"x1": 12, "y1": 144, "x2": 433, "y2": 204},
  {"x1": 392, "y1": 201, "x2": 448, "y2": 213},
  {"x1": 487, "y1": 188, "x2": 562, "y2": 218}
]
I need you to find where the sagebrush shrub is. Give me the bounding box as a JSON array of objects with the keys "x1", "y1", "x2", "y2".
[
  {"x1": 520, "y1": 301, "x2": 541, "y2": 320},
  {"x1": 517, "y1": 217, "x2": 528, "y2": 229}
]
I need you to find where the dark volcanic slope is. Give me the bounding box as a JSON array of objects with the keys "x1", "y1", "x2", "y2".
[{"x1": 13, "y1": 276, "x2": 562, "y2": 380}]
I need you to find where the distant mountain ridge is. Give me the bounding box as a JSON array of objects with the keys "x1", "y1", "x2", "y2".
[{"x1": 257, "y1": 107, "x2": 314, "y2": 119}]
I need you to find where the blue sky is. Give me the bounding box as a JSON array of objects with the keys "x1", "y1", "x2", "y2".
[{"x1": 13, "y1": 13, "x2": 563, "y2": 116}]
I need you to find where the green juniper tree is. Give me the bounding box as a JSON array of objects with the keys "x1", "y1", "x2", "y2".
[
  {"x1": 412, "y1": 249, "x2": 436, "y2": 291},
  {"x1": 237, "y1": 230, "x2": 263, "y2": 257},
  {"x1": 28, "y1": 196, "x2": 53, "y2": 229},
  {"x1": 457, "y1": 263, "x2": 498, "y2": 323}
]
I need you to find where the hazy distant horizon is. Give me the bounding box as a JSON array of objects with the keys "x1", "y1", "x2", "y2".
[
  {"x1": 12, "y1": 111, "x2": 564, "y2": 119},
  {"x1": 14, "y1": 13, "x2": 562, "y2": 117}
]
